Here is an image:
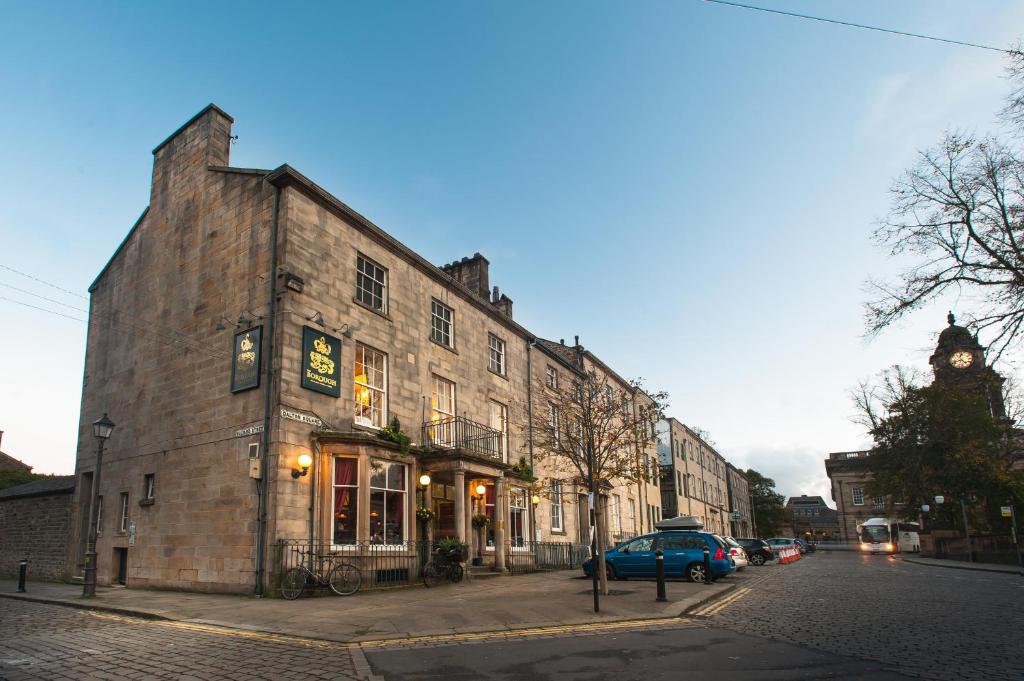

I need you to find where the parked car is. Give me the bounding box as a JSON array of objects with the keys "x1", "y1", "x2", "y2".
[
  {"x1": 796, "y1": 538, "x2": 816, "y2": 553},
  {"x1": 735, "y1": 538, "x2": 774, "y2": 566},
  {"x1": 582, "y1": 530, "x2": 735, "y2": 582},
  {"x1": 721, "y1": 536, "x2": 749, "y2": 570},
  {"x1": 766, "y1": 537, "x2": 801, "y2": 555}
]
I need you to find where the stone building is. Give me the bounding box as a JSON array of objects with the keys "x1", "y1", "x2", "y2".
[
  {"x1": 725, "y1": 464, "x2": 753, "y2": 538},
  {"x1": 69, "y1": 105, "x2": 668, "y2": 593},
  {"x1": 0, "y1": 476, "x2": 76, "y2": 580},
  {"x1": 656, "y1": 418, "x2": 733, "y2": 536},
  {"x1": 783, "y1": 494, "x2": 839, "y2": 540}
]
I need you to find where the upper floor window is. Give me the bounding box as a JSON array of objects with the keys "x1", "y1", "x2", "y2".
[
  {"x1": 354, "y1": 344, "x2": 387, "y2": 428},
  {"x1": 356, "y1": 254, "x2": 387, "y2": 313},
  {"x1": 550, "y1": 480, "x2": 563, "y2": 533},
  {"x1": 605, "y1": 385, "x2": 614, "y2": 407},
  {"x1": 431, "y1": 300, "x2": 453, "y2": 348},
  {"x1": 430, "y1": 375, "x2": 456, "y2": 447},
  {"x1": 852, "y1": 487, "x2": 865, "y2": 506},
  {"x1": 548, "y1": 403, "x2": 560, "y2": 445},
  {"x1": 873, "y1": 496, "x2": 884, "y2": 508},
  {"x1": 489, "y1": 400, "x2": 508, "y2": 459},
  {"x1": 545, "y1": 365, "x2": 558, "y2": 389},
  {"x1": 488, "y1": 334, "x2": 506, "y2": 375},
  {"x1": 144, "y1": 474, "x2": 155, "y2": 500},
  {"x1": 119, "y1": 492, "x2": 130, "y2": 533}
]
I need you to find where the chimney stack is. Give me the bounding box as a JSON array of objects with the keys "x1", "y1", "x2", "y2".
[{"x1": 440, "y1": 253, "x2": 490, "y2": 301}]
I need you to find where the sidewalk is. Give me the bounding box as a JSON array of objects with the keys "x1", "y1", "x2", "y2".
[
  {"x1": 0, "y1": 571, "x2": 739, "y2": 643},
  {"x1": 902, "y1": 555, "x2": 1024, "y2": 575}
]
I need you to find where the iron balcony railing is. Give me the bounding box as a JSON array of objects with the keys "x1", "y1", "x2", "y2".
[{"x1": 422, "y1": 415, "x2": 503, "y2": 461}]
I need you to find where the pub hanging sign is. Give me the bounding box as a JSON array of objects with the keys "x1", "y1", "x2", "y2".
[
  {"x1": 301, "y1": 325, "x2": 341, "y2": 397},
  {"x1": 230, "y1": 326, "x2": 262, "y2": 393}
]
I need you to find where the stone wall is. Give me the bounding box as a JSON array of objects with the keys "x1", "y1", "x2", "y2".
[{"x1": 0, "y1": 493, "x2": 74, "y2": 581}]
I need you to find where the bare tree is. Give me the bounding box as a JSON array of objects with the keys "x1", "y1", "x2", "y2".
[
  {"x1": 866, "y1": 49, "x2": 1024, "y2": 362},
  {"x1": 530, "y1": 368, "x2": 667, "y2": 602}
]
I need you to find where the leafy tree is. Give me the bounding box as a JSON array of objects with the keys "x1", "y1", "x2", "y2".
[
  {"x1": 0, "y1": 470, "x2": 44, "y2": 492},
  {"x1": 744, "y1": 468, "x2": 785, "y2": 537},
  {"x1": 866, "y1": 48, "x2": 1024, "y2": 361},
  {"x1": 855, "y1": 367, "x2": 1024, "y2": 529},
  {"x1": 531, "y1": 368, "x2": 667, "y2": 597}
]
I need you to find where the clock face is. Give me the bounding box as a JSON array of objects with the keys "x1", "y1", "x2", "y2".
[{"x1": 950, "y1": 351, "x2": 974, "y2": 369}]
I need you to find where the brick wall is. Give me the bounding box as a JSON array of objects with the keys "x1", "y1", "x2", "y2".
[{"x1": 0, "y1": 493, "x2": 73, "y2": 580}]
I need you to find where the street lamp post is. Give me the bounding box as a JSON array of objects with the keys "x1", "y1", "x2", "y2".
[{"x1": 83, "y1": 413, "x2": 115, "y2": 597}]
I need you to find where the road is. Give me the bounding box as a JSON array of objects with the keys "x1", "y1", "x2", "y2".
[{"x1": 2, "y1": 552, "x2": 1021, "y2": 680}]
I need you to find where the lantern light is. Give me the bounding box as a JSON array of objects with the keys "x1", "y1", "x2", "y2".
[
  {"x1": 475, "y1": 484, "x2": 487, "y2": 496},
  {"x1": 531, "y1": 495, "x2": 540, "y2": 506},
  {"x1": 419, "y1": 473, "x2": 432, "y2": 487},
  {"x1": 292, "y1": 453, "x2": 313, "y2": 478}
]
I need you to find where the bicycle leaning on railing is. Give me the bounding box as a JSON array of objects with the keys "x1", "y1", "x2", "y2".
[
  {"x1": 280, "y1": 547, "x2": 362, "y2": 599},
  {"x1": 421, "y1": 547, "x2": 464, "y2": 587}
]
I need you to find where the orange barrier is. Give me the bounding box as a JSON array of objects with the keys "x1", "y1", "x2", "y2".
[{"x1": 776, "y1": 546, "x2": 802, "y2": 564}]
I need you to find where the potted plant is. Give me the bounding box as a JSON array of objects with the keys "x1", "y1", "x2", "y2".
[
  {"x1": 432, "y1": 537, "x2": 469, "y2": 563},
  {"x1": 471, "y1": 514, "x2": 490, "y2": 565}
]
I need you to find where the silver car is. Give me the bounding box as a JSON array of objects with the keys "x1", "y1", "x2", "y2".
[{"x1": 722, "y1": 536, "x2": 749, "y2": 570}]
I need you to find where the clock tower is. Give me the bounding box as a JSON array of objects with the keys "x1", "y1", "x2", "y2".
[{"x1": 929, "y1": 312, "x2": 1007, "y2": 420}]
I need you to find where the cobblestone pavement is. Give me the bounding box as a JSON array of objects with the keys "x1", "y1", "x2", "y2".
[
  {"x1": 0, "y1": 599, "x2": 363, "y2": 680},
  {"x1": 702, "y1": 552, "x2": 1024, "y2": 681}
]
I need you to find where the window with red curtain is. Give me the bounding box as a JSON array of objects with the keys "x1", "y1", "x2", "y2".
[{"x1": 333, "y1": 458, "x2": 358, "y2": 545}]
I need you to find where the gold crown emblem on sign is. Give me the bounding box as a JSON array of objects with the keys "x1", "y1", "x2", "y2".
[
  {"x1": 240, "y1": 334, "x2": 254, "y2": 352},
  {"x1": 313, "y1": 336, "x2": 332, "y2": 355}
]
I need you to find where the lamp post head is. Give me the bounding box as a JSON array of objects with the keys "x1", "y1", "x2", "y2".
[
  {"x1": 419, "y1": 473, "x2": 432, "y2": 487},
  {"x1": 475, "y1": 484, "x2": 487, "y2": 497},
  {"x1": 92, "y1": 413, "x2": 115, "y2": 441}
]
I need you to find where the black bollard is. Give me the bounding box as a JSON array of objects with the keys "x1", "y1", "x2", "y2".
[
  {"x1": 17, "y1": 559, "x2": 27, "y2": 593},
  {"x1": 655, "y1": 548, "x2": 667, "y2": 602},
  {"x1": 703, "y1": 545, "x2": 713, "y2": 585}
]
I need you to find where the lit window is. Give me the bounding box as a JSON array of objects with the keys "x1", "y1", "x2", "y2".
[
  {"x1": 431, "y1": 300, "x2": 453, "y2": 348},
  {"x1": 369, "y1": 459, "x2": 407, "y2": 545},
  {"x1": 488, "y1": 334, "x2": 506, "y2": 375},
  {"x1": 489, "y1": 400, "x2": 508, "y2": 459},
  {"x1": 119, "y1": 492, "x2": 129, "y2": 533},
  {"x1": 356, "y1": 254, "x2": 387, "y2": 313},
  {"x1": 354, "y1": 344, "x2": 387, "y2": 428},
  {"x1": 429, "y1": 375, "x2": 456, "y2": 446},
  {"x1": 333, "y1": 458, "x2": 358, "y2": 545},
  {"x1": 509, "y1": 488, "x2": 529, "y2": 547},
  {"x1": 550, "y1": 480, "x2": 563, "y2": 533},
  {"x1": 545, "y1": 366, "x2": 558, "y2": 390},
  {"x1": 852, "y1": 487, "x2": 865, "y2": 506},
  {"x1": 144, "y1": 474, "x2": 155, "y2": 500}
]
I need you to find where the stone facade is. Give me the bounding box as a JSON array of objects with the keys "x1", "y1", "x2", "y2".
[
  {"x1": 0, "y1": 476, "x2": 75, "y2": 580},
  {"x1": 783, "y1": 494, "x2": 839, "y2": 540},
  {"x1": 726, "y1": 464, "x2": 753, "y2": 538},
  {"x1": 657, "y1": 418, "x2": 734, "y2": 536}
]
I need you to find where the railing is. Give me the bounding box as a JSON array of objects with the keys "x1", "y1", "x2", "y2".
[
  {"x1": 506, "y1": 541, "x2": 591, "y2": 575},
  {"x1": 422, "y1": 416, "x2": 503, "y2": 461},
  {"x1": 276, "y1": 539, "x2": 430, "y2": 595}
]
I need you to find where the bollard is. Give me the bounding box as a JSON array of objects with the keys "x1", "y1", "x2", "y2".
[
  {"x1": 655, "y1": 548, "x2": 667, "y2": 602},
  {"x1": 703, "y1": 545, "x2": 713, "y2": 585},
  {"x1": 17, "y1": 559, "x2": 27, "y2": 593}
]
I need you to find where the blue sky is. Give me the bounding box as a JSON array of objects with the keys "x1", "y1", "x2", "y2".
[{"x1": 1, "y1": 1, "x2": 1022, "y2": 505}]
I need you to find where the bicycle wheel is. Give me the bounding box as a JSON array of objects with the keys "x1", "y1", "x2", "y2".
[
  {"x1": 422, "y1": 561, "x2": 445, "y2": 588},
  {"x1": 280, "y1": 567, "x2": 305, "y2": 600},
  {"x1": 328, "y1": 563, "x2": 362, "y2": 596},
  {"x1": 449, "y1": 563, "x2": 464, "y2": 583}
]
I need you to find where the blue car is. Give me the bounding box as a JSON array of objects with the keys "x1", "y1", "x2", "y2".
[{"x1": 583, "y1": 531, "x2": 735, "y2": 582}]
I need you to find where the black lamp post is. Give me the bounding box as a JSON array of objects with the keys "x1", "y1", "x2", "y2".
[{"x1": 83, "y1": 413, "x2": 115, "y2": 597}]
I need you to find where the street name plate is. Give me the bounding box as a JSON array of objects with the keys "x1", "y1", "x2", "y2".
[{"x1": 1002, "y1": 506, "x2": 1013, "y2": 518}]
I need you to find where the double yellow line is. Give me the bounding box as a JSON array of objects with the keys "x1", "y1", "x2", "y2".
[{"x1": 690, "y1": 587, "x2": 751, "y2": 617}]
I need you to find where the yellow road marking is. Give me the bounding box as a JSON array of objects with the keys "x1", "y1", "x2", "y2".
[
  {"x1": 87, "y1": 609, "x2": 699, "y2": 651},
  {"x1": 690, "y1": 587, "x2": 751, "y2": 617}
]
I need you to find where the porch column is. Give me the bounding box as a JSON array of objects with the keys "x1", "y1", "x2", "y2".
[
  {"x1": 464, "y1": 479, "x2": 474, "y2": 554},
  {"x1": 494, "y1": 476, "x2": 506, "y2": 571},
  {"x1": 454, "y1": 469, "x2": 466, "y2": 543}
]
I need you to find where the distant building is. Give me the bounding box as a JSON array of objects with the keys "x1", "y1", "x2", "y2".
[
  {"x1": 726, "y1": 464, "x2": 753, "y2": 538},
  {"x1": 0, "y1": 475, "x2": 76, "y2": 580},
  {"x1": 784, "y1": 494, "x2": 839, "y2": 540},
  {"x1": 824, "y1": 451, "x2": 881, "y2": 541}
]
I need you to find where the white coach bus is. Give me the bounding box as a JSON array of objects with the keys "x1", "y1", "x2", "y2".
[{"x1": 857, "y1": 517, "x2": 921, "y2": 554}]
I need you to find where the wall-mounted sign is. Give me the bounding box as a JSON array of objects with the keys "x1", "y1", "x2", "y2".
[
  {"x1": 231, "y1": 326, "x2": 262, "y2": 393},
  {"x1": 281, "y1": 407, "x2": 323, "y2": 427},
  {"x1": 235, "y1": 423, "x2": 264, "y2": 438},
  {"x1": 301, "y1": 326, "x2": 341, "y2": 397}
]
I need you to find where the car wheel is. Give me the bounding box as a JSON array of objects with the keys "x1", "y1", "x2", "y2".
[
  {"x1": 686, "y1": 562, "x2": 706, "y2": 583},
  {"x1": 749, "y1": 553, "x2": 765, "y2": 566},
  {"x1": 606, "y1": 563, "x2": 620, "y2": 581}
]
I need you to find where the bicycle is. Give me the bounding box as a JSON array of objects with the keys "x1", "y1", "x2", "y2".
[
  {"x1": 280, "y1": 548, "x2": 362, "y2": 599},
  {"x1": 422, "y1": 549, "x2": 464, "y2": 587}
]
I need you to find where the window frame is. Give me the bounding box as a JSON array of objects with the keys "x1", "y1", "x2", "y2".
[
  {"x1": 118, "y1": 492, "x2": 129, "y2": 534},
  {"x1": 430, "y1": 375, "x2": 457, "y2": 447},
  {"x1": 545, "y1": 365, "x2": 558, "y2": 390},
  {"x1": 369, "y1": 458, "x2": 408, "y2": 546},
  {"x1": 430, "y1": 299, "x2": 454, "y2": 348},
  {"x1": 489, "y1": 400, "x2": 508, "y2": 460},
  {"x1": 550, "y1": 480, "x2": 564, "y2": 533},
  {"x1": 143, "y1": 474, "x2": 155, "y2": 501},
  {"x1": 355, "y1": 253, "x2": 388, "y2": 314},
  {"x1": 332, "y1": 457, "x2": 359, "y2": 546},
  {"x1": 488, "y1": 334, "x2": 506, "y2": 375},
  {"x1": 353, "y1": 343, "x2": 388, "y2": 429},
  {"x1": 852, "y1": 487, "x2": 865, "y2": 506}
]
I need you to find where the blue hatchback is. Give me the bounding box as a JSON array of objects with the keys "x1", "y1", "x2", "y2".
[{"x1": 583, "y1": 531, "x2": 735, "y2": 582}]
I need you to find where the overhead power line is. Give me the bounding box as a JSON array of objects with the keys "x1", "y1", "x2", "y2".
[
  {"x1": 0, "y1": 263, "x2": 90, "y2": 299},
  {"x1": 703, "y1": 0, "x2": 1009, "y2": 53}
]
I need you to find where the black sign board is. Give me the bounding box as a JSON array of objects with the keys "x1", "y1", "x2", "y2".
[
  {"x1": 231, "y1": 326, "x2": 262, "y2": 393},
  {"x1": 301, "y1": 326, "x2": 341, "y2": 397}
]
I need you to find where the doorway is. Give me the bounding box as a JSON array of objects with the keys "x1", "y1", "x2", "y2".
[{"x1": 113, "y1": 547, "x2": 127, "y2": 585}]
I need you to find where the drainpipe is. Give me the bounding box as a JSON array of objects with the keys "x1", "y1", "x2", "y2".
[
  {"x1": 309, "y1": 435, "x2": 319, "y2": 559},
  {"x1": 255, "y1": 184, "x2": 281, "y2": 596},
  {"x1": 527, "y1": 338, "x2": 537, "y2": 541}
]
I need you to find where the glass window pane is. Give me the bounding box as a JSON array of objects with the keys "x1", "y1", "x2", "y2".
[
  {"x1": 369, "y1": 460, "x2": 387, "y2": 488},
  {"x1": 387, "y1": 462, "x2": 405, "y2": 491},
  {"x1": 333, "y1": 487, "x2": 357, "y2": 544},
  {"x1": 369, "y1": 490, "x2": 386, "y2": 544}
]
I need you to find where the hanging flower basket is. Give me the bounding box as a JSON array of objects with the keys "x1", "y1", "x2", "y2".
[
  {"x1": 472, "y1": 514, "x2": 491, "y2": 529},
  {"x1": 416, "y1": 507, "x2": 436, "y2": 522}
]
